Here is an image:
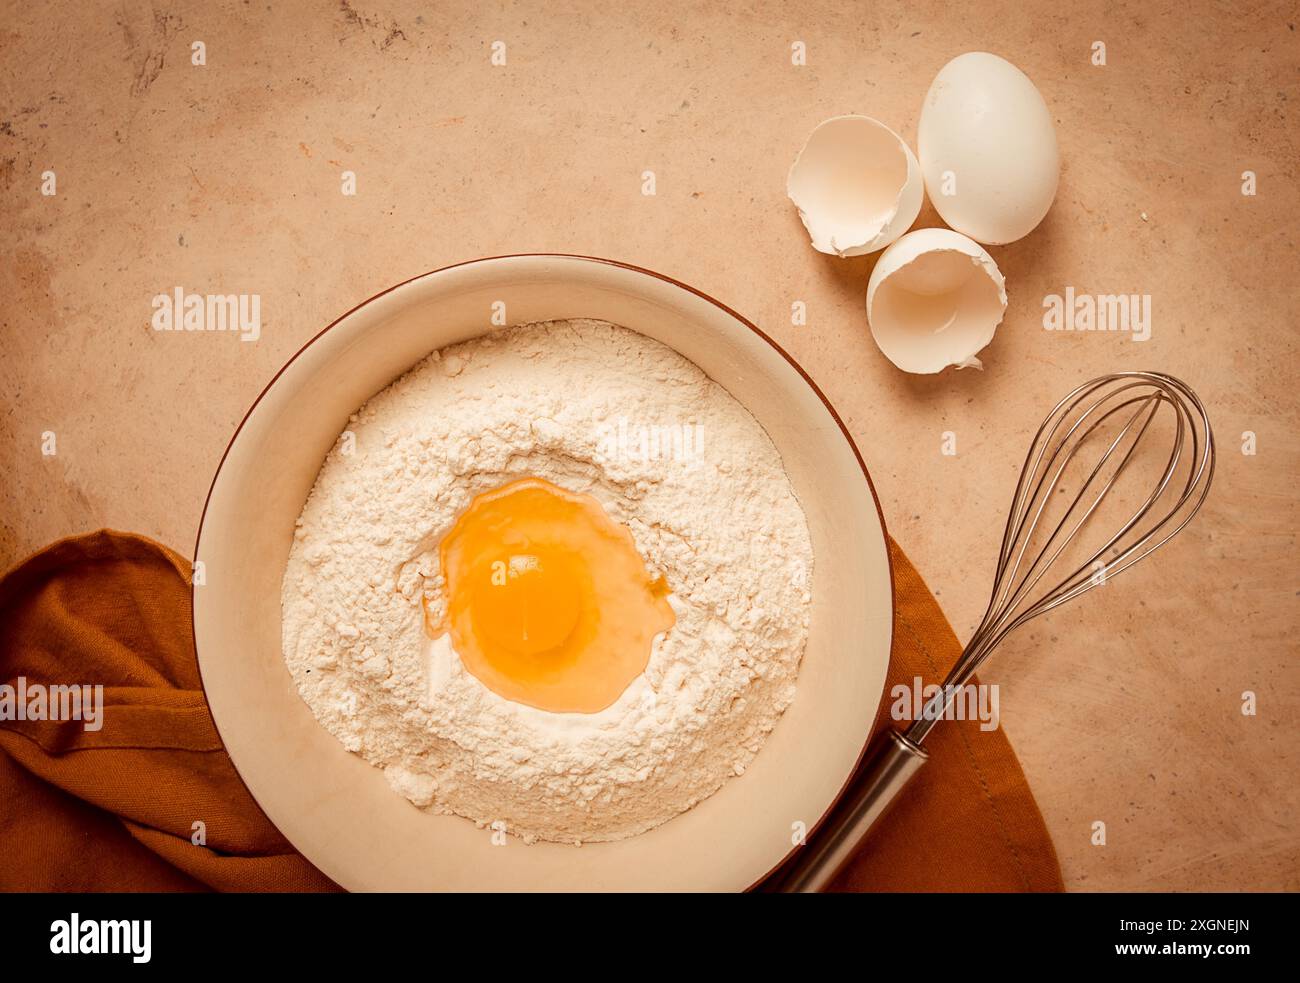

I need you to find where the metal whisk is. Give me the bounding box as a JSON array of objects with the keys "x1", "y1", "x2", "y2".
[{"x1": 770, "y1": 371, "x2": 1215, "y2": 892}]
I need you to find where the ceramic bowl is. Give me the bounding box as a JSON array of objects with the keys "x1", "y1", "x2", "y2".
[{"x1": 193, "y1": 254, "x2": 893, "y2": 891}]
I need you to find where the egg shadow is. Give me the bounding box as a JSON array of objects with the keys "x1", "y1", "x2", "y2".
[
  {"x1": 995, "y1": 203, "x2": 1063, "y2": 290},
  {"x1": 813, "y1": 249, "x2": 880, "y2": 292},
  {"x1": 898, "y1": 197, "x2": 1066, "y2": 402},
  {"x1": 982, "y1": 203, "x2": 1066, "y2": 374}
]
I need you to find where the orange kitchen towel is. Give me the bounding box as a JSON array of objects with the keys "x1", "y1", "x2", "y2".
[{"x1": 0, "y1": 529, "x2": 1062, "y2": 892}]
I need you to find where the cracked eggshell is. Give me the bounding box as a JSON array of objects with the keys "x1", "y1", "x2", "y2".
[
  {"x1": 787, "y1": 115, "x2": 924, "y2": 257},
  {"x1": 865, "y1": 228, "x2": 1008, "y2": 374},
  {"x1": 918, "y1": 52, "x2": 1059, "y2": 245}
]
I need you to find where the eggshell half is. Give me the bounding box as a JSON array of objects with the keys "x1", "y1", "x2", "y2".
[
  {"x1": 865, "y1": 228, "x2": 1007, "y2": 374},
  {"x1": 918, "y1": 52, "x2": 1059, "y2": 245},
  {"x1": 787, "y1": 115, "x2": 924, "y2": 257}
]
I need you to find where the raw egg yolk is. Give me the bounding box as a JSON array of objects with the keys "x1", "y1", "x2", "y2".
[
  {"x1": 471, "y1": 550, "x2": 582, "y2": 659},
  {"x1": 433, "y1": 477, "x2": 674, "y2": 714}
]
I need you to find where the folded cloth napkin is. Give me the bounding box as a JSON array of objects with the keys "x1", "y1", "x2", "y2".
[{"x1": 0, "y1": 529, "x2": 1061, "y2": 892}]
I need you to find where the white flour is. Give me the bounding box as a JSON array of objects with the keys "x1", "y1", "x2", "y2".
[{"x1": 281, "y1": 319, "x2": 813, "y2": 844}]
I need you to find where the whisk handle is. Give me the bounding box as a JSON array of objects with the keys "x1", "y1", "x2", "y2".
[{"x1": 767, "y1": 730, "x2": 928, "y2": 893}]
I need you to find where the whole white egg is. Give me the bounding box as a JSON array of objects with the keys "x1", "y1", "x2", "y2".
[{"x1": 917, "y1": 52, "x2": 1059, "y2": 245}]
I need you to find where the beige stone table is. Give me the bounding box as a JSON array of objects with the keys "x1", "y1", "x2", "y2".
[{"x1": 2, "y1": 1, "x2": 1296, "y2": 890}]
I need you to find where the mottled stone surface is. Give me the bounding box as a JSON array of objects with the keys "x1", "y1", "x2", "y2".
[{"x1": 1, "y1": 1, "x2": 1295, "y2": 890}]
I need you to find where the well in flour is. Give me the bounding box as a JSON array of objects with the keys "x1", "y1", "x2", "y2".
[{"x1": 281, "y1": 318, "x2": 814, "y2": 844}]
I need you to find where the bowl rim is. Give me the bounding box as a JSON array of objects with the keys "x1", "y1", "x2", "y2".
[{"x1": 191, "y1": 252, "x2": 896, "y2": 891}]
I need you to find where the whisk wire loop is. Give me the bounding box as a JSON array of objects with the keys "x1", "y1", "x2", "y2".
[{"x1": 907, "y1": 371, "x2": 1214, "y2": 743}]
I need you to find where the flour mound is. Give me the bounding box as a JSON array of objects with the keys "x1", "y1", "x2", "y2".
[{"x1": 281, "y1": 319, "x2": 813, "y2": 844}]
